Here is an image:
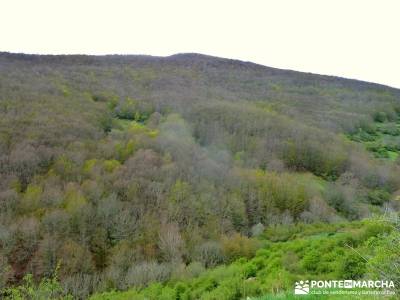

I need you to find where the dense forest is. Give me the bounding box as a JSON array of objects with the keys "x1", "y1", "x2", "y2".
[{"x1": 0, "y1": 52, "x2": 399, "y2": 299}]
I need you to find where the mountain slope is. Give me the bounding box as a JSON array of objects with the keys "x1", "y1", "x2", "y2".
[{"x1": 0, "y1": 52, "x2": 399, "y2": 298}]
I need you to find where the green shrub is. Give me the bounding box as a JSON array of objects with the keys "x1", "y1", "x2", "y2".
[
  {"x1": 221, "y1": 234, "x2": 260, "y2": 263},
  {"x1": 338, "y1": 252, "x2": 366, "y2": 279},
  {"x1": 366, "y1": 189, "x2": 391, "y2": 205},
  {"x1": 360, "y1": 220, "x2": 392, "y2": 240},
  {"x1": 114, "y1": 98, "x2": 139, "y2": 120},
  {"x1": 373, "y1": 111, "x2": 388, "y2": 123},
  {"x1": 1, "y1": 267, "x2": 72, "y2": 300},
  {"x1": 103, "y1": 159, "x2": 121, "y2": 172},
  {"x1": 99, "y1": 114, "x2": 114, "y2": 133},
  {"x1": 301, "y1": 250, "x2": 320, "y2": 273}
]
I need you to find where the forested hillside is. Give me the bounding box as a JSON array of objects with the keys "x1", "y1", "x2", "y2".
[{"x1": 0, "y1": 52, "x2": 399, "y2": 299}]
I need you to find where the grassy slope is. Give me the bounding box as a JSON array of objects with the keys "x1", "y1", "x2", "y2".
[{"x1": 348, "y1": 115, "x2": 400, "y2": 161}]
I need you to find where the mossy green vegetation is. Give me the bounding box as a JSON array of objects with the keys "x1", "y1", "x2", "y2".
[{"x1": 348, "y1": 112, "x2": 400, "y2": 161}]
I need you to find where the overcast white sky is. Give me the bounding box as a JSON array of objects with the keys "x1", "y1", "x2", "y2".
[{"x1": 1, "y1": 0, "x2": 399, "y2": 88}]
